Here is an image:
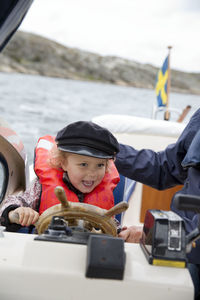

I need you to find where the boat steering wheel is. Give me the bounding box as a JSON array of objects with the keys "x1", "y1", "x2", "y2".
[{"x1": 35, "y1": 186, "x2": 128, "y2": 236}]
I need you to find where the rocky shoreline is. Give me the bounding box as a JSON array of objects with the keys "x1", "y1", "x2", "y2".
[{"x1": 0, "y1": 31, "x2": 200, "y2": 95}]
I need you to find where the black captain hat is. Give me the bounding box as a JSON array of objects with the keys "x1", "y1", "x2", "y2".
[{"x1": 55, "y1": 121, "x2": 119, "y2": 159}]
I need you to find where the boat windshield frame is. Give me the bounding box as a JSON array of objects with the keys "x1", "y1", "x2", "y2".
[{"x1": 0, "y1": 153, "x2": 9, "y2": 203}]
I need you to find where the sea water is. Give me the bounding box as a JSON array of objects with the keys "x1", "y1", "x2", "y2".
[{"x1": 0, "y1": 72, "x2": 199, "y2": 163}]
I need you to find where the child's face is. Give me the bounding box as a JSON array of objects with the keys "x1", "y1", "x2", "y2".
[{"x1": 61, "y1": 153, "x2": 107, "y2": 193}]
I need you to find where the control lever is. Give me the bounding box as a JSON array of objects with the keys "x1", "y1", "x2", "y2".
[
  {"x1": 173, "y1": 194, "x2": 200, "y2": 252},
  {"x1": 45, "y1": 216, "x2": 72, "y2": 236},
  {"x1": 173, "y1": 194, "x2": 200, "y2": 214}
]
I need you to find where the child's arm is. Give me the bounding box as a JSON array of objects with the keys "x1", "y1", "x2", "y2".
[
  {"x1": 0, "y1": 178, "x2": 41, "y2": 215},
  {"x1": 8, "y1": 207, "x2": 39, "y2": 226},
  {"x1": 0, "y1": 178, "x2": 41, "y2": 231}
]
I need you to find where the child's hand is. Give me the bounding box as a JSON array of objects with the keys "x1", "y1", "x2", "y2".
[
  {"x1": 8, "y1": 207, "x2": 39, "y2": 226},
  {"x1": 118, "y1": 225, "x2": 143, "y2": 243}
]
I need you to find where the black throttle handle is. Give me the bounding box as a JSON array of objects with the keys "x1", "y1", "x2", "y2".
[{"x1": 173, "y1": 194, "x2": 200, "y2": 214}]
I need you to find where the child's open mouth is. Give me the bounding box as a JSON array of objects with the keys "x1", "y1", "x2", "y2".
[{"x1": 82, "y1": 180, "x2": 94, "y2": 188}]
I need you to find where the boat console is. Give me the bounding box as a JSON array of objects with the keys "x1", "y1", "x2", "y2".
[
  {"x1": 0, "y1": 192, "x2": 195, "y2": 300},
  {"x1": 0, "y1": 117, "x2": 195, "y2": 299},
  {"x1": 0, "y1": 227, "x2": 194, "y2": 300}
]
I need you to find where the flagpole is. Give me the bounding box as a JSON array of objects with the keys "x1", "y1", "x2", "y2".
[{"x1": 164, "y1": 46, "x2": 172, "y2": 121}]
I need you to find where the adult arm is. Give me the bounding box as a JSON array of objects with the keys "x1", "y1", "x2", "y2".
[{"x1": 115, "y1": 109, "x2": 200, "y2": 190}]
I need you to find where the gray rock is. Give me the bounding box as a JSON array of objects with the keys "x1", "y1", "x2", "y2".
[{"x1": 0, "y1": 31, "x2": 199, "y2": 95}]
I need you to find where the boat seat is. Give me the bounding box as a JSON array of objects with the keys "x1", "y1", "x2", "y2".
[{"x1": 113, "y1": 174, "x2": 136, "y2": 223}]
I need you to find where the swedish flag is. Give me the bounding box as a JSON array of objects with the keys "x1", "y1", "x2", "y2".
[{"x1": 155, "y1": 56, "x2": 169, "y2": 107}]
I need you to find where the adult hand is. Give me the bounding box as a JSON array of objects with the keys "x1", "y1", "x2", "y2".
[
  {"x1": 8, "y1": 207, "x2": 39, "y2": 226},
  {"x1": 118, "y1": 225, "x2": 143, "y2": 243}
]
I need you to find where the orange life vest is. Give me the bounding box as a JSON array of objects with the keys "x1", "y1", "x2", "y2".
[{"x1": 34, "y1": 135, "x2": 120, "y2": 214}]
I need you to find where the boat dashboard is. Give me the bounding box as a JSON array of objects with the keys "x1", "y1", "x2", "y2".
[{"x1": 0, "y1": 116, "x2": 195, "y2": 300}]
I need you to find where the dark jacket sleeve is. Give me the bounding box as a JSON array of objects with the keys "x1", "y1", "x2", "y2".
[
  {"x1": 0, "y1": 205, "x2": 22, "y2": 232},
  {"x1": 115, "y1": 108, "x2": 200, "y2": 190}
]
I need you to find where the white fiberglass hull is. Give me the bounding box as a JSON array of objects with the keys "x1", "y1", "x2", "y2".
[{"x1": 0, "y1": 231, "x2": 193, "y2": 300}]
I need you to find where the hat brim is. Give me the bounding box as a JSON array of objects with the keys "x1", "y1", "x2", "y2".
[{"x1": 57, "y1": 145, "x2": 114, "y2": 159}]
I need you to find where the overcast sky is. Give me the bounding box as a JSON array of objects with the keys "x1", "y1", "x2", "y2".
[{"x1": 20, "y1": 0, "x2": 200, "y2": 73}]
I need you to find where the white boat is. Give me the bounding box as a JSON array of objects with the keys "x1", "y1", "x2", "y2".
[
  {"x1": 0, "y1": 2, "x2": 195, "y2": 299},
  {"x1": 0, "y1": 114, "x2": 194, "y2": 300}
]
